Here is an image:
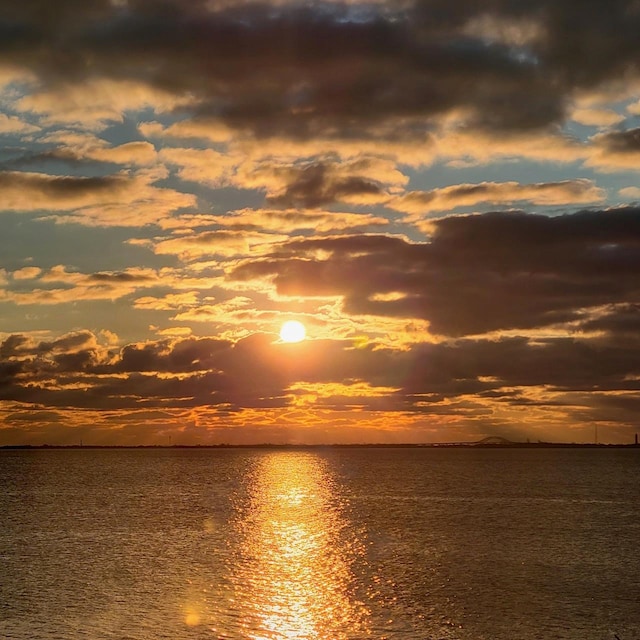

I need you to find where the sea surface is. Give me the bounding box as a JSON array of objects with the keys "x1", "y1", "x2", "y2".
[{"x1": 1, "y1": 447, "x2": 639, "y2": 640}]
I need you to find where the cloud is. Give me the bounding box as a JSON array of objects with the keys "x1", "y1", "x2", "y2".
[
  {"x1": 209, "y1": 208, "x2": 389, "y2": 234},
  {"x1": 0, "y1": 63, "x2": 34, "y2": 89},
  {"x1": 0, "y1": 113, "x2": 39, "y2": 134},
  {"x1": 16, "y1": 78, "x2": 190, "y2": 128},
  {"x1": 264, "y1": 162, "x2": 392, "y2": 208},
  {"x1": 600, "y1": 127, "x2": 640, "y2": 152},
  {"x1": 0, "y1": 169, "x2": 195, "y2": 225},
  {"x1": 586, "y1": 127, "x2": 640, "y2": 171},
  {"x1": 619, "y1": 186, "x2": 640, "y2": 199},
  {"x1": 0, "y1": 334, "x2": 31, "y2": 359},
  {"x1": 20, "y1": 133, "x2": 157, "y2": 168},
  {"x1": 388, "y1": 179, "x2": 605, "y2": 216},
  {"x1": 230, "y1": 156, "x2": 408, "y2": 207},
  {"x1": 579, "y1": 304, "x2": 640, "y2": 339},
  {"x1": 3, "y1": 265, "x2": 161, "y2": 305},
  {"x1": 1, "y1": 331, "x2": 639, "y2": 439},
  {"x1": 142, "y1": 229, "x2": 286, "y2": 259},
  {"x1": 23, "y1": 130, "x2": 157, "y2": 166},
  {"x1": 4, "y1": 0, "x2": 640, "y2": 141},
  {"x1": 36, "y1": 330, "x2": 98, "y2": 355},
  {"x1": 74, "y1": 140, "x2": 158, "y2": 166},
  {"x1": 433, "y1": 127, "x2": 586, "y2": 166},
  {"x1": 159, "y1": 147, "x2": 237, "y2": 187},
  {"x1": 0, "y1": 170, "x2": 135, "y2": 210},
  {"x1": 569, "y1": 107, "x2": 624, "y2": 128},
  {"x1": 134, "y1": 291, "x2": 201, "y2": 311},
  {"x1": 12, "y1": 266, "x2": 42, "y2": 280},
  {"x1": 139, "y1": 118, "x2": 234, "y2": 144},
  {"x1": 171, "y1": 297, "x2": 258, "y2": 325},
  {"x1": 230, "y1": 207, "x2": 640, "y2": 336}
]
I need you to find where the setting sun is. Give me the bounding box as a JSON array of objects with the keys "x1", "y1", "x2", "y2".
[{"x1": 280, "y1": 320, "x2": 306, "y2": 343}]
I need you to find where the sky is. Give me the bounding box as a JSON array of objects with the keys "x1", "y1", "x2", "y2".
[{"x1": 1, "y1": 0, "x2": 640, "y2": 445}]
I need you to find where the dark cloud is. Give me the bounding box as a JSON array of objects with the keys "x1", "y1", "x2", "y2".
[
  {"x1": 267, "y1": 163, "x2": 385, "y2": 208},
  {"x1": 37, "y1": 330, "x2": 95, "y2": 353},
  {"x1": 0, "y1": 170, "x2": 136, "y2": 212},
  {"x1": 88, "y1": 271, "x2": 156, "y2": 283},
  {"x1": 401, "y1": 337, "x2": 640, "y2": 394},
  {"x1": 0, "y1": 334, "x2": 30, "y2": 358},
  {"x1": 0, "y1": 171, "x2": 128, "y2": 198},
  {"x1": 594, "y1": 128, "x2": 640, "y2": 153},
  {"x1": 52, "y1": 349, "x2": 99, "y2": 372},
  {"x1": 1, "y1": 330, "x2": 639, "y2": 424},
  {"x1": 232, "y1": 207, "x2": 640, "y2": 336},
  {"x1": 3, "y1": 0, "x2": 640, "y2": 137},
  {"x1": 114, "y1": 337, "x2": 231, "y2": 373},
  {"x1": 0, "y1": 361, "x2": 22, "y2": 387}
]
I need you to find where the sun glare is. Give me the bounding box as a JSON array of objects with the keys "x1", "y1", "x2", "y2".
[{"x1": 280, "y1": 320, "x2": 306, "y2": 343}]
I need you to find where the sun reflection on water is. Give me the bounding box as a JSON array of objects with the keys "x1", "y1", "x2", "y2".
[{"x1": 229, "y1": 451, "x2": 370, "y2": 640}]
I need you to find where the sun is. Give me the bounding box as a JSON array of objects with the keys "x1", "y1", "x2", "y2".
[{"x1": 279, "y1": 320, "x2": 306, "y2": 343}]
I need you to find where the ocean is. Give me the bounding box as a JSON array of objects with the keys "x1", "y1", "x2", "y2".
[{"x1": 1, "y1": 447, "x2": 638, "y2": 639}]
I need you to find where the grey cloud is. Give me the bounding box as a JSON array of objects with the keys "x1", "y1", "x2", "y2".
[
  {"x1": 53, "y1": 349, "x2": 99, "y2": 372},
  {"x1": 0, "y1": 170, "x2": 135, "y2": 213},
  {"x1": 37, "y1": 330, "x2": 95, "y2": 353},
  {"x1": 0, "y1": 171, "x2": 127, "y2": 198},
  {"x1": 3, "y1": 1, "x2": 640, "y2": 137},
  {"x1": 1, "y1": 330, "x2": 640, "y2": 420},
  {"x1": 267, "y1": 163, "x2": 385, "y2": 209},
  {"x1": 0, "y1": 334, "x2": 30, "y2": 358},
  {"x1": 0, "y1": 361, "x2": 23, "y2": 387},
  {"x1": 401, "y1": 337, "x2": 640, "y2": 394},
  {"x1": 88, "y1": 271, "x2": 155, "y2": 283},
  {"x1": 114, "y1": 337, "x2": 232, "y2": 374},
  {"x1": 594, "y1": 128, "x2": 640, "y2": 153}
]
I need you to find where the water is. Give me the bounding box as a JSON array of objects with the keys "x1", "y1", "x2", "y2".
[{"x1": 1, "y1": 447, "x2": 638, "y2": 640}]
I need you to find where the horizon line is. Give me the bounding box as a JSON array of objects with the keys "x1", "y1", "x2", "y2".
[{"x1": 2, "y1": 441, "x2": 639, "y2": 450}]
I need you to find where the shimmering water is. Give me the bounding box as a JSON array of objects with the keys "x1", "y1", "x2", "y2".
[{"x1": 1, "y1": 447, "x2": 639, "y2": 640}]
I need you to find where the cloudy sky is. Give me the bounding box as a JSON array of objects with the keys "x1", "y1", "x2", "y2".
[{"x1": 1, "y1": 0, "x2": 640, "y2": 445}]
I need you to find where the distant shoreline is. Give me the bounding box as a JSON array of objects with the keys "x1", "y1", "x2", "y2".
[{"x1": 2, "y1": 442, "x2": 639, "y2": 450}]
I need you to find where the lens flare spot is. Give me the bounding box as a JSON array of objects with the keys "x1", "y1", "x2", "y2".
[{"x1": 184, "y1": 609, "x2": 201, "y2": 627}]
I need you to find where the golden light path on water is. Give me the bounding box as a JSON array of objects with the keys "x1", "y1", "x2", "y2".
[{"x1": 228, "y1": 452, "x2": 371, "y2": 640}]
